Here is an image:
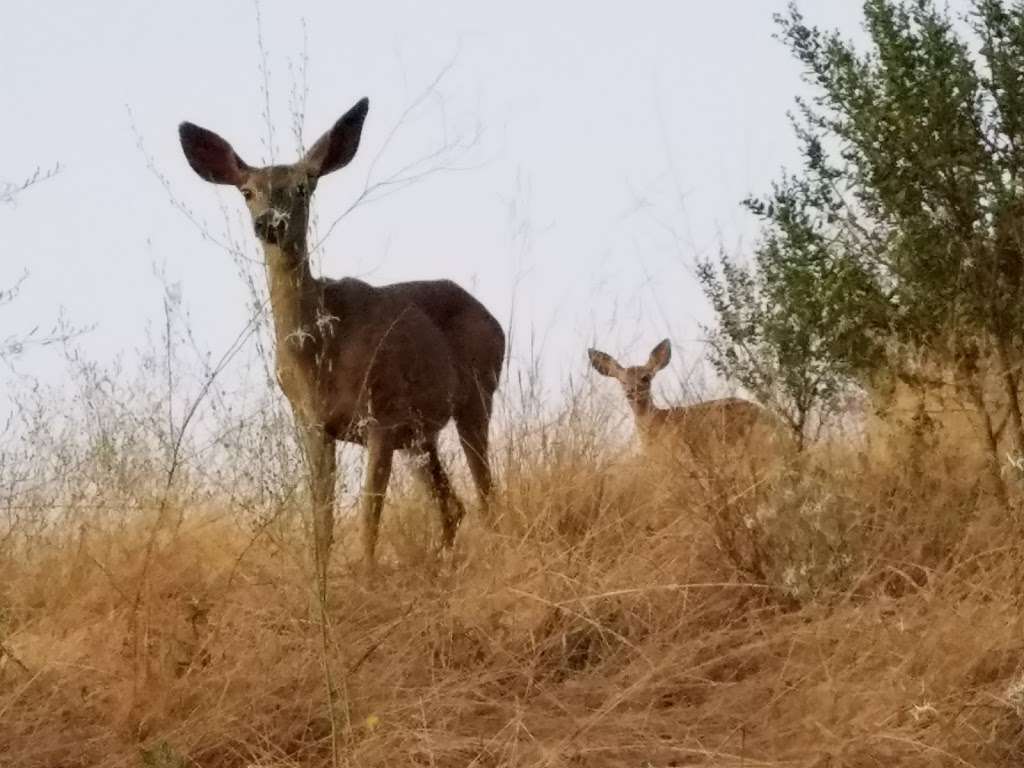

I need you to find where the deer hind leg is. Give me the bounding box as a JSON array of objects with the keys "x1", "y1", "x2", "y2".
[
  {"x1": 362, "y1": 429, "x2": 394, "y2": 573},
  {"x1": 455, "y1": 387, "x2": 495, "y2": 515},
  {"x1": 301, "y1": 427, "x2": 337, "y2": 598},
  {"x1": 406, "y1": 438, "x2": 466, "y2": 551}
]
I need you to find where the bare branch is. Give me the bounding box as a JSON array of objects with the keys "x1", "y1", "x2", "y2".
[
  {"x1": 287, "y1": 17, "x2": 311, "y2": 156},
  {"x1": 311, "y1": 54, "x2": 485, "y2": 254},
  {"x1": 1, "y1": 164, "x2": 60, "y2": 206},
  {"x1": 0, "y1": 272, "x2": 90, "y2": 364},
  {"x1": 253, "y1": 0, "x2": 277, "y2": 163}
]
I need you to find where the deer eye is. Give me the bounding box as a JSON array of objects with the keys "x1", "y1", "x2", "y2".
[
  {"x1": 295, "y1": 183, "x2": 308, "y2": 198},
  {"x1": 241, "y1": 188, "x2": 254, "y2": 200}
]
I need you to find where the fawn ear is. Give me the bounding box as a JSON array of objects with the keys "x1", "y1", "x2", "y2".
[
  {"x1": 178, "y1": 122, "x2": 250, "y2": 185},
  {"x1": 647, "y1": 339, "x2": 672, "y2": 371},
  {"x1": 304, "y1": 97, "x2": 369, "y2": 178},
  {"x1": 588, "y1": 348, "x2": 623, "y2": 378}
]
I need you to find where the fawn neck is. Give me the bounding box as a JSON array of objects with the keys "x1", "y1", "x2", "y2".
[{"x1": 627, "y1": 391, "x2": 660, "y2": 427}]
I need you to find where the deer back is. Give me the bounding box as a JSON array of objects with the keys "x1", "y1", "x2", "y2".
[
  {"x1": 644, "y1": 397, "x2": 777, "y2": 450},
  {"x1": 377, "y1": 279, "x2": 505, "y2": 409},
  {"x1": 275, "y1": 277, "x2": 458, "y2": 445}
]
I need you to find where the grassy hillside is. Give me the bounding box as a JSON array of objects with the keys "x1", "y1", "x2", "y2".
[{"x1": 3, "y1": 397, "x2": 1023, "y2": 768}]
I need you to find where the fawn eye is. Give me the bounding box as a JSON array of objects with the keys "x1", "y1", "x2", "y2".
[
  {"x1": 295, "y1": 183, "x2": 307, "y2": 198},
  {"x1": 241, "y1": 188, "x2": 254, "y2": 200}
]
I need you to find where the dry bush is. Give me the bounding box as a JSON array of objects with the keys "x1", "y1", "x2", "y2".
[
  {"x1": 0, "y1": 294, "x2": 1020, "y2": 767},
  {"x1": 3, "y1": 373, "x2": 1024, "y2": 768}
]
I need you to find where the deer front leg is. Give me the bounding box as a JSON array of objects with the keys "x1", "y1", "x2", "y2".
[
  {"x1": 301, "y1": 426, "x2": 336, "y2": 598},
  {"x1": 362, "y1": 428, "x2": 394, "y2": 573}
]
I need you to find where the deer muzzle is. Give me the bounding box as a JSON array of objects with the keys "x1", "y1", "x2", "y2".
[{"x1": 254, "y1": 209, "x2": 291, "y2": 245}]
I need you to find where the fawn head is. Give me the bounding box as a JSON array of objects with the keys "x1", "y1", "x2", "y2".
[
  {"x1": 588, "y1": 339, "x2": 672, "y2": 409},
  {"x1": 178, "y1": 98, "x2": 369, "y2": 253}
]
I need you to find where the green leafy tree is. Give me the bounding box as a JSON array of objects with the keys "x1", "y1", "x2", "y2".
[
  {"x1": 704, "y1": 0, "x2": 1024, "y2": 485},
  {"x1": 698, "y1": 161, "x2": 886, "y2": 450}
]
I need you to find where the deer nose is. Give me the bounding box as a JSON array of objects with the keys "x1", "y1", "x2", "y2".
[{"x1": 254, "y1": 209, "x2": 290, "y2": 244}]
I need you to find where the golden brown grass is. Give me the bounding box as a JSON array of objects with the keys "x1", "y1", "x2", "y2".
[{"x1": 3, "y1": 410, "x2": 1024, "y2": 768}]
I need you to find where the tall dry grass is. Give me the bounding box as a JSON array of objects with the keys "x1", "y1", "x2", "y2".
[{"x1": 3, "y1": 368, "x2": 1024, "y2": 768}]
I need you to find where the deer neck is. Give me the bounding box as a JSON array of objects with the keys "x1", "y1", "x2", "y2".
[{"x1": 262, "y1": 236, "x2": 322, "y2": 357}]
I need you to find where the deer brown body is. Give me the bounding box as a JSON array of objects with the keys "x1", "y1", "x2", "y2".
[
  {"x1": 588, "y1": 339, "x2": 778, "y2": 454},
  {"x1": 179, "y1": 98, "x2": 504, "y2": 584}
]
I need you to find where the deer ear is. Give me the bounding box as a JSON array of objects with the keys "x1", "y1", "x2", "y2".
[
  {"x1": 647, "y1": 339, "x2": 672, "y2": 371},
  {"x1": 304, "y1": 97, "x2": 369, "y2": 178},
  {"x1": 588, "y1": 348, "x2": 623, "y2": 378},
  {"x1": 178, "y1": 122, "x2": 250, "y2": 185}
]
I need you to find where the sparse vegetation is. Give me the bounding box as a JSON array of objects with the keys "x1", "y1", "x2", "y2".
[
  {"x1": 6, "y1": 1, "x2": 1024, "y2": 767},
  {"x1": 2, "y1": 362, "x2": 1022, "y2": 766}
]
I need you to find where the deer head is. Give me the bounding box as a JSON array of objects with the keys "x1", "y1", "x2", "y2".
[
  {"x1": 178, "y1": 98, "x2": 369, "y2": 255},
  {"x1": 588, "y1": 339, "x2": 672, "y2": 413}
]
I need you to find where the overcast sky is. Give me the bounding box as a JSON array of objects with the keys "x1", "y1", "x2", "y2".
[{"x1": 3, "y1": 1, "x2": 905, "y2": 410}]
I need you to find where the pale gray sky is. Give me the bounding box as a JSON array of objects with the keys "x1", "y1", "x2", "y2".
[{"x1": 2, "y1": 1, "x2": 882, "y2": 408}]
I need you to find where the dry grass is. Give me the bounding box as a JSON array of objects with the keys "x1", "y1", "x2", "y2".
[{"x1": 3, "y1": 406, "x2": 1024, "y2": 768}]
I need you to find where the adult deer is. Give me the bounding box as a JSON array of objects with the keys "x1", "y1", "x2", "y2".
[
  {"x1": 179, "y1": 98, "x2": 504, "y2": 584},
  {"x1": 588, "y1": 339, "x2": 779, "y2": 454}
]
